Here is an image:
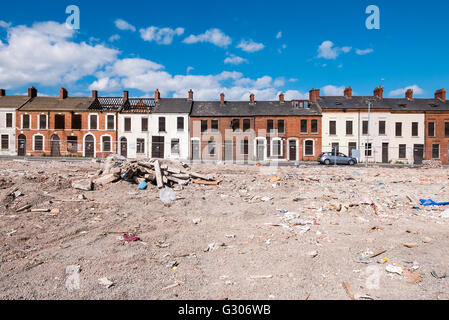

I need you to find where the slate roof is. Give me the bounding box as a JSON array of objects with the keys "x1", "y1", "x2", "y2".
[
  {"x1": 19, "y1": 97, "x2": 94, "y2": 111},
  {"x1": 191, "y1": 100, "x2": 321, "y2": 117},
  {"x1": 385, "y1": 98, "x2": 449, "y2": 111},
  {"x1": 153, "y1": 98, "x2": 193, "y2": 114},
  {"x1": 0, "y1": 96, "x2": 30, "y2": 109},
  {"x1": 121, "y1": 98, "x2": 156, "y2": 113},
  {"x1": 89, "y1": 97, "x2": 123, "y2": 111}
]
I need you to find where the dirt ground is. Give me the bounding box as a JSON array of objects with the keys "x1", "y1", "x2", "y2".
[{"x1": 1, "y1": 159, "x2": 449, "y2": 300}]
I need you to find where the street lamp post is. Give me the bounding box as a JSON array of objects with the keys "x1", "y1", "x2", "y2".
[{"x1": 365, "y1": 99, "x2": 374, "y2": 167}]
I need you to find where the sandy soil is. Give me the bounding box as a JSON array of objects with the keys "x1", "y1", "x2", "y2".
[{"x1": 1, "y1": 159, "x2": 449, "y2": 300}]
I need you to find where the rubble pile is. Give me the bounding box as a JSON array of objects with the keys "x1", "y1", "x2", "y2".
[
  {"x1": 72, "y1": 155, "x2": 221, "y2": 191},
  {"x1": 422, "y1": 160, "x2": 443, "y2": 169}
]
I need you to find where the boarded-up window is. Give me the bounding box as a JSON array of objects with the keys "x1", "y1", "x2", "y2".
[
  {"x1": 171, "y1": 139, "x2": 180, "y2": 154},
  {"x1": 141, "y1": 117, "x2": 148, "y2": 132},
  {"x1": 67, "y1": 137, "x2": 78, "y2": 153},
  {"x1": 22, "y1": 114, "x2": 30, "y2": 129},
  {"x1": 445, "y1": 122, "x2": 449, "y2": 137},
  {"x1": 159, "y1": 117, "x2": 166, "y2": 132},
  {"x1": 136, "y1": 139, "x2": 145, "y2": 154},
  {"x1": 232, "y1": 119, "x2": 240, "y2": 132},
  {"x1": 395, "y1": 122, "x2": 402, "y2": 137},
  {"x1": 55, "y1": 115, "x2": 65, "y2": 130},
  {"x1": 6, "y1": 113, "x2": 13, "y2": 128},
  {"x1": 412, "y1": 122, "x2": 419, "y2": 137},
  {"x1": 311, "y1": 120, "x2": 318, "y2": 133},
  {"x1": 399, "y1": 144, "x2": 406, "y2": 159},
  {"x1": 346, "y1": 121, "x2": 353, "y2": 135},
  {"x1": 89, "y1": 114, "x2": 97, "y2": 130},
  {"x1": 211, "y1": 120, "x2": 218, "y2": 132},
  {"x1": 1, "y1": 135, "x2": 8, "y2": 150},
  {"x1": 267, "y1": 120, "x2": 274, "y2": 133},
  {"x1": 102, "y1": 136, "x2": 111, "y2": 152},
  {"x1": 362, "y1": 121, "x2": 369, "y2": 135},
  {"x1": 379, "y1": 121, "x2": 386, "y2": 135},
  {"x1": 107, "y1": 115, "x2": 115, "y2": 130},
  {"x1": 39, "y1": 115, "x2": 47, "y2": 130},
  {"x1": 201, "y1": 120, "x2": 208, "y2": 133},
  {"x1": 329, "y1": 121, "x2": 336, "y2": 135},
  {"x1": 124, "y1": 118, "x2": 131, "y2": 132},
  {"x1": 241, "y1": 139, "x2": 249, "y2": 155},
  {"x1": 243, "y1": 119, "x2": 251, "y2": 132},
  {"x1": 34, "y1": 135, "x2": 43, "y2": 151},
  {"x1": 305, "y1": 140, "x2": 314, "y2": 156},
  {"x1": 208, "y1": 141, "x2": 216, "y2": 156},
  {"x1": 72, "y1": 114, "x2": 82, "y2": 129},
  {"x1": 177, "y1": 117, "x2": 184, "y2": 131},
  {"x1": 301, "y1": 120, "x2": 308, "y2": 133},
  {"x1": 432, "y1": 144, "x2": 440, "y2": 159},
  {"x1": 428, "y1": 122, "x2": 435, "y2": 137},
  {"x1": 278, "y1": 120, "x2": 285, "y2": 134}
]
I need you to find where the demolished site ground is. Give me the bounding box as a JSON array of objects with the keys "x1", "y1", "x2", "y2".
[{"x1": 1, "y1": 158, "x2": 449, "y2": 300}]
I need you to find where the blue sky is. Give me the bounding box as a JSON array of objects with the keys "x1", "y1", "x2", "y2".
[{"x1": 0, "y1": 0, "x2": 448, "y2": 100}]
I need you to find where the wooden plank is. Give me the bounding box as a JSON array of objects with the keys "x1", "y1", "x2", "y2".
[
  {"x1": 167, "y1": 176, "x2": 190, "y2": 185},
  {"x1": 342, "y1": 282, "x2": 356, "y2": 300},
  {"x1": 154, "y1": 160, "x2": 164, "y2": 189},
  {"x1": 192, "y1": 178, "x2": 223, "y2": 186}
]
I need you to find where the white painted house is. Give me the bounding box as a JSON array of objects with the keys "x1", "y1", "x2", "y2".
[{"x1": 0, "y1": 90, "x2": 30, "y2": 156}]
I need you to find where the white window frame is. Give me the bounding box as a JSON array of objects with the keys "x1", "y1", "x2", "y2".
[
  {"x1": 271, "y1": 138, "x2": 283, "y2": 157},
  {"x1": 89, "y1": 114, "x2": 98, "y2": 130},
  {"x1": 100, "y1": 134, "x2": 113, "y2": 153},
  {"x1": 303, "y1": 139, "x2": 315, "y2": 157},
  {"x1": 5, "y1": 113, "x2": 13, "y2": 128},
  {"x1": 21, "y1": 114, "x2": 31, "y2": 130},
  {"x1": 33, "y1": 134, "x2": 45, "y2": 152},
  {"x1": 1, "y1": 134, "x2": 9, "y2": 150},
  {"x1": 106, "y1": 113, "x2": 116, "y2": 131},
  {"x1": 38, "y1": 114, "x2": 48, "y2": 130},
  {"x1": 432, "y1": 144, "x2": 440, "y2": 159},
  {"x1": 83, "y1": 134, "x2": 96, "y2": 158}
]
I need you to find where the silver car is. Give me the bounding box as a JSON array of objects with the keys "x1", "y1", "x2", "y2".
[{"x1": 318, "y1": 152, "x2": 358, "y2": 166}]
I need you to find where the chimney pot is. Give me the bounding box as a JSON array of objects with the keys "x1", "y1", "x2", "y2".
[
  {"x1": 92, "y1": 90, "x2": 98, "y2": 99},
  {"x1": 188, "y1": 89, "x2": 194, "y2": 100},
  {"x1": 155, "y1": 89, "x2": 160, "y2": 102},
  {"x1": 435, "y1": 88, "x2": 446, "y2": 102},
  {"x1": 220, "y1": 93, "x2": 225, "y2": 105},
  {"x1": 0, "y1": 89, "x2": 5, "y2": 97},
  {"x1": 123, "y1": 90, "x2": 129, "y2": 101},
  {"x1": 59, "y1": 88, "x2": 68, "y2": 100},
  {"x1": 279, "y1": 92, "x2": 285, "y2": 103},
  {"x1": 405, "y1": 89, "x2": 413, "y2": 100},
  {"x1": 250, "y1": 93, "x2": 255, "y2": 105},
  {"x1": 28, "y1": 86, "x2": 37, "y2": 98},
  {"x1": 344, "y1": 87, "x2": 352, "y2": 99}
]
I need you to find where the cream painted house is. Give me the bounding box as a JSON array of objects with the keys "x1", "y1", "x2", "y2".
[{"x1": 0, "y1": 92, "x2": 30, "y2": 156}]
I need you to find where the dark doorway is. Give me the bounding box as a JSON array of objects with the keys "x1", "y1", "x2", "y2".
[
  {"x1": 191, "y1": 140, "x2": 200, "y2": 161},
  {"x1": 348, "y1": 143, "x2": 357, "y2": 158},
  {"x1": 152, "y1": 136, "x2": 165, "y2": 159},
  {"x1": 85, "y1": 135, "x2": 95, "y2": 158},
  {"x1": 120, "y1": 137, "x2": 128, "y2": 158},
  {"x1": 289, "y1": 140, "x2": 297, "y2": 161},
  {"x1": 17, "y1": 134, "x2": 26, "y2": 156},
  {"x1": 224, "y1": 140, "x2": 233, "y2": 162},
  {"x1": 256, "y1": 140, "x2": 265, "y2": 161},
  {"x1": 50, "y1": 135, "x2": 60, "y2": 157},
  {"x1": 382, "y1": 143, "x2": 389, "y2": 163},
  {"x1": 413, "y1": 144, "x2": 424, "y2": 165}
]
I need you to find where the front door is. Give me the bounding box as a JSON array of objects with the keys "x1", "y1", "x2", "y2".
[
  {"x1": 120, "y1": 137, "x2": 128, "y2": 158},
  {"x1": 224, "y1": 140, "x2": 233, "y2": 162},
  {"x1": 50, "y1": 135, "x2": 60, "y2": 157},
  {"x1": 85, "y1": 135, "x2": 95, "y2": 158},
  {"x1": 17, "y1": 134, "x2": 26, "y2": 156},
  {"x1": 256, "y1": 140, "x2": 265, "y2": 161},
  {"x1": 191, "y1": 140, "x2": 200, "y2": 161},
  {"x1": 152, "y1": 136, "x2": 165, "y2": 158},
  {"x1": 413, "y1": 144, "x2": 424, "y2": 165},
  {"x1": 382, "y1": 143, "x2": 389, "y2": 163},
  {"x1": 289, "y1": 140, "x2": 297, "y2": 161},
  {"x1": 348, "y1": 143, "x2": 357, "y2": 158}
]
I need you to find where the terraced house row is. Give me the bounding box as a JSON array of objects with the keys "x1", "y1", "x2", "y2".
[{"x1": 0, "y1": 86, "x2": 448, "y2": 164}]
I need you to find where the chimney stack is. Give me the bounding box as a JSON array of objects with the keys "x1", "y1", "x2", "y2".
[
  {"x1": 279, "y1": 92, "x2": 285, "y2": 103},
  {"x1": 28, "y1": 86, "x2": 37, "y2": 98},
  {"x1": 435, "y1": 88, "x2": 446, "y2": 102},
  {"x1": 188, "y1": 89, "x2": 193, "y2": 101},
  {"x1": 123, "y1": 90, "x2": 129, "y2": 101},
  {"x1": 59, "y1": 88, "x2": 68, "y2": 99},
  {"x1": 344, "y1": 87, "x2": 352, "y2": 99},
  {"x1": 405, "y1": 88, "x2": 413, "y2": 100},
  {"x1": 309, "y1": 89, "x2": 316, "y2": 103},
  {"x1": 0, "y1": 89, "x2": 5, "y2": 97},
  {"x1": 92, "y1": 90, "x2": 98, "y2": 99},
  {"x1": 374, "y1": 86, "x2": 383, "y2": 99},
  {"x1": 155, "y1": 89, "x2": 160, "y2": 102},
  {"x1": 250, "y1": 93, "x2": 255, "y2": 105},
  {"x1": 220, "y1": 93, "x2": 225, "y2": 105}
]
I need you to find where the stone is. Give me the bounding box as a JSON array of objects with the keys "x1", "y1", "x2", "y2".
[{"x1": 72, "y1": 179, "x2": 93, "y2": 191}]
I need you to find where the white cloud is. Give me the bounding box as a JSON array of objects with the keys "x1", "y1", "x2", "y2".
[
  {"x1": 114, "y1": 19, "x2": 136, "y2": 32},
  {"x1": 0, "y1": 21, "x2": 118, "y2": 88},
  {"x1": 186, "y1": 66, "x2": 194, "y2": 74},
  {"x1": 183, "y1": 28, "x2": 231, "y2": 48},
  {"x1": 140, "y1": 26, "x2": 185, "y2": 45},
  {"x1": 224, "y1": 54, "x2": 248, "y2": 65},
  {"x1": 317, "y1": 41, "x2": 352, "y2": 59},
  {"x1": 237, "y1": 39, "x2": 265, "y2": 53},
  {"x1": 0, "y1": 20, "x2": 11, "y2": 29},
  {"x1": 356, "y1": 48, "x2": 374, "y2": 55},
  {"x1": 389, "y1": 85, "x2": 424, "y2": 97},
  {"x1": 322, "y1": 85, "x2": 346, "y2": 96},
  {"x1": 284, "y1": 90, "x2": 309, "y2": 100},
  {"x1": 109, "y1": 34, "x2": 120, "y2": 42},
  {"x1": 276, "y1": 31, "x2": 282, "y2": 39}
]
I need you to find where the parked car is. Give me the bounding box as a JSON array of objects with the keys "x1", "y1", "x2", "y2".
[{"x1": 318, "y1": 152, "x2": 358, "y2": 166}]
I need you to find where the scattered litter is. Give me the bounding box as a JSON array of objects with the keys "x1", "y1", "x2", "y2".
[
  {"x1": 65, "y1": 265, "x2": 81, "y2": 292},
  {"x1": 403, "y1": 243, "x2": 419, "y2": 248},
  {"x1": 342, "y1": 282, "x2": 356, "y2": 300},
  {"x1": 192, "y1": 218, "x2": 201, "y2": 224},
  {"x1": 137, "y1": 181, "x2": 148, "y2": 190},
  {"x1": 420, "y1": 199, "x2": 449, "y2": 207},
  {"x1": 160, "y1": 188, "x2": 177, "y2": 204},
  {"x1": 431, "y1": 271, "x2": 449, "y2": 279},
  {"x1": 98, "y1": 277, "x2": 114, "y2": 288},
  {"x1": 250, "y1": 275, "x2": 273, "y2": 280},
  {"x1": 122, "y1": 233, "x2": 140, "y2": 242},
  {"x1": 386, "y1": 265, "x2": 403, "y2": 275}
]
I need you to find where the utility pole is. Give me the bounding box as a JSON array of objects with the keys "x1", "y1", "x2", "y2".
[{"x1": 365, "y1": 98, "x2": 374, "y2": 167}]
